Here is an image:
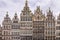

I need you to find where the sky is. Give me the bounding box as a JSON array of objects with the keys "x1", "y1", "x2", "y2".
[{"x1": 0, "y1": 0, "x2": 60, "y2": 25}]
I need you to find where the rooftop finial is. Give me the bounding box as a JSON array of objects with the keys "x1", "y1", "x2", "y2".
[
  {"x1": 14, "y1": 12, "x2": 17, "y2": 19},
  {"x1": 49, "y1": 7, "x2": 51, "y2": 12},
  {"x1": 6, "y1": 11, "x2": 9, "y2": 17},
  {"x1": 37, "y1": 6, "x2": 40, "y2": 11},
  {"x1": 47, "y1": 7, "x2": 52, "y2": 16},
  {"x1": 36, "y1": 6, "x2": 41, "y2": 14},
  {"x1": 25, "y1": 0, "x2": 28, "y2": 7},
  {"x1": 15, "y1": 12, "x2": 17, "y2": 16}
]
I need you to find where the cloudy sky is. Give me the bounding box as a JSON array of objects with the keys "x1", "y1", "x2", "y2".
[{"x1": 0, "y1": 0, "x2": 60, "y2": 25}]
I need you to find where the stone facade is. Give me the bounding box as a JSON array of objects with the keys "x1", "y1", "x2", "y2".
[
  {"x1": 56, "y1": 14, "x2": 60, "y2": 40},
  {"x1": 11, "y1": 13, "x2": 20, "y2": 40},
  {"x1": 2, "y1": 13, "x2": 12, "y2": 40},
  {"x1": 33, "y1": 6, "x2": 45, "y2": 40},
  {"x1": 44, "y1": 8, "x2": 55, "y2": 40},
  {"x1": 0, "y1": 0, "x2": 60, "y2": 40},
  {"x1": 0, "y1": 25, "x2": 2, "y2": 40},
  {"x1": 20, "y1": 0, "x2": 33, "y2": 40}
]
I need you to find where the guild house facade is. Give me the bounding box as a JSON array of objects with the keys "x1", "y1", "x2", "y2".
[{"x1": 0, "y1": 0, "x2": 60, "y2": 40}]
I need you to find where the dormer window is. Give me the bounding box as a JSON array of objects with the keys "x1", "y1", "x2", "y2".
[
  {"x1": 37, "y1": 16, "x2": 39, "y2": 20},
  {"x1": 15, "y1": 16, "x2": 17, "y2": 19},
  {"x1": 23, "y1": 13, "x2": 26, "y2": 15},
  {"x1": 13, "y1": 21, "x2": 18, "y2": 23}
]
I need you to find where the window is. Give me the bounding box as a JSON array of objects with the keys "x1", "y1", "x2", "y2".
[
  {"x1": 21, "y1": 17, "x2": 32, "y2": 21},
  {"x1": 52, "y1": 23, "x2": 55, "y2": 27},
  {"x1": 12, "y1": 37, "x2": 20, "y2": 39},
  {"x1": 20, "y1": 23, "x2": 25, "y2": 27},
  {"x1": 0, "y1": 32, "x2": 1, "y2": 35},
  {"x1": 23, "y1": 13, "x2": 26, "y2": 15},
  {"x1": 4, "y1": 31, "x2": 10, "y2": 35},
  {"x1": 56, "y1": 37, "x2": 60, "y2": 40},
  {"x1": 47, "y1": 23, "x2": 51, "y2": 27},
  {"x1": 4, "y1": 37, "x2": 10, "y2": 40},
  {"x1": 4, "y1": 25, "x2": 11, "y2": 29},
  {"x1": 21, "y1": 36, "x2": 32, "y2": 40},
  {"x1": 20, "y1": 30, "x2": 32, "y2": 34},
  {"x1": 56, "y1": 26, "x2": 60, "y2": 30},
  {"x1": 33, "y1": 21, "x2": 44, "y2": 25},
  {"x1": 12, "y1": 25, "x2": 20, "y2": 29},
  {"x1": 12, "y1": 32, "x2": 20, "y2": 35},
  {"x1": 59, "y1": 33, "x2": 60, "y2": 36},
  {"x1": 5, "y1": 19, "x2": 9, "y2": 22},
  {"x1": 28, "y1": 17, "x2": 32, "y2": 21},
  {"x1": 57, "y1": 21, "x2": 60, "y2": 24},
  {"x1": 20, "y1": 22, "x2": 32, "y2": 27},
  {"x1": 21, "y1": 17, "x2": 27, "y2": 21},
  {"x1": 48, "y1": 31, "x2": 52, "y2": 35},
  {"x1": 57, "y1": 32, "x2": 60, "y2": 36},
  {"x1": 13, "y1": 21, "x2": 18, "y2": 23}
]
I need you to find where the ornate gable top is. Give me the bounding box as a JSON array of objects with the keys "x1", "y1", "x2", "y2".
[
  {"x1": 36, "y1": 6, "x2": 40, "y2": 13},
  {"x1": 47, "y1": 8, "x2": 52, "y2": 16},
  {"x1": 14, "y1": 13, "x2": 17, "y2": 19},
  {"x1": 33, "y1": 6, "x2": 45, "y2": 21},
  {"x1": 12, "y1": 12, "x2": 19, "y2": 23},
  {"x1": 2, "y1": 12, "x2": 12, "y2": 25},
  {"x1": 4, "y1": 12, "x2": 10, "y2": 20},
  {"x1": 12, "y1": 12, "x2": 19, "y2": 20},
  {"x1": 21, "y1": 0, "x2": 31, "y2": 15},
  {"x1": 34, "y1": 6, "x2": 42, "y2": 15}
]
